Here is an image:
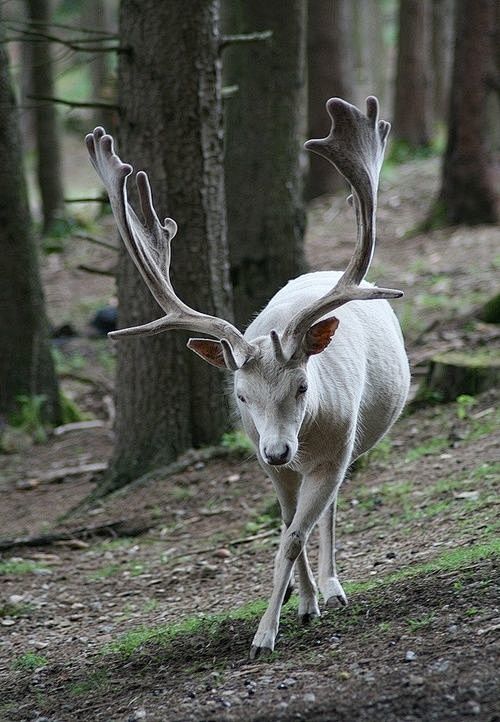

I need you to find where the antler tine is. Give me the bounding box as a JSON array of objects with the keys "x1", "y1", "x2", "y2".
[
  {"x1": 280, "y1": 96, "x2": 401, "y2": 359},
  {"x1": 84, "y1": 128, "x2": 254, "y2": 368}
]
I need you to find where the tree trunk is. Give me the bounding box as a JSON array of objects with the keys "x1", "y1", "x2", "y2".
[
  {"x1": 26, "y1": 0, "x2": 64, "y2": 233},
  {"x1": 83, "y1": 0, "x2": 117, "y2": 130},
  {"x1": 0, "y1": 29, "x2": 61, "y2": 424},
  {"x1": 105, "y1": 0, "x2": 232, "y2": 491},
  {"x1": 431, "y1": 0, "x2": 455, "y2": 125},
  {"x1": 437, "y1": 0, "x2": 498, "y2": 225},
  {"x1": 223, "y1": 0, "x2": 307, "y2": 328},
  {"x1": 393, "y1": 0, "x2": 432, "y2": 148},
  {"x1": 307, "y1": 0, "x2": 354, "y2": 200}
]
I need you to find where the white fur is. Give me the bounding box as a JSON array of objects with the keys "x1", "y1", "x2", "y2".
[{"x1": 234, "y1": 271, "x2": 410, "y2": 658}]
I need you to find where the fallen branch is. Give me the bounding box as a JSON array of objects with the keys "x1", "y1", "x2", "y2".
[
  {"x1": 59, "y1": 371, "x2": 113, "y2": 395},
  {"x1": 77, "y1": 264, "x2": 115, "y2": 277},
  {"x1": 65, "y1": 197, "x2": 109, "y2": 205},
  {"x1": 53, "y1": 420, "x2": 107, "y2": 436},
  {"x1": 168, "y1": 528, "x2": 278, "y2": 561},
  {"x1": 0, "y1": 518, "x2": 152, "y2": 552},
  {"x1": 73, "y1": 233, "x2": 117, "y2": 252},
  {"x1": 17, "y1": 462, "x2": 108, "y2": 488}
]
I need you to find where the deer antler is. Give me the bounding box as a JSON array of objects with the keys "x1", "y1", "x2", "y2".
[
  {"x1": 85, "y1": 127, "x2": 254, "y2": 369},
  {"x1": 281, "y1": 96, "x2": 402, "y2": 356}
]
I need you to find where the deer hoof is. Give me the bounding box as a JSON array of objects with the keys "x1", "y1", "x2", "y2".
[
  {"x1": 322, "y1": 577, "x2": 348, "y2": 608},
  {"x1": 250, "y1": 629, "x2": 276, "y2": 659},
  {"x1": 298, "y1": 597, "x2": 321, "y2": 625}
]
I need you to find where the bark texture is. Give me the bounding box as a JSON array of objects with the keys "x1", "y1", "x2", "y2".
[
  {"x1": 431, "y1": 0, "x2": 455, "y2": 124},
  {"x1": 393, "y1": 0, "x2": 432, "y2": 147},
  {"x1": 27, "y1": 0, "x2": 64, "y2": 233},
  {"x1": 0, "y1": 36, "x2": 60, "y2": 423},
  {"x1": 438, "y1": 0, "x2": 498, "y2": 224},
  {"x1": 108, "y1": 0, "x2": 232, "y2": 489},
  {"x1": 223, "y1": 0, "x2": 307, "y2": 327},
  {"x1": 307, "y1": 0, "x2": 354, "y2": 199}
]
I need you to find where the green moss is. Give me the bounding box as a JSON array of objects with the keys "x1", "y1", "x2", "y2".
[
  {"x1": 12, "y1": 652, "x2": 48, "y2": 671},
  {"x1": 0, "y1": 559, "x2": 47, "y2": 575},
  {"x1": 432, "y1": 350, "x2": 500, "y2": 368}
]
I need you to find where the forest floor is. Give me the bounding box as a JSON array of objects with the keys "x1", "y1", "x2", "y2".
[{"x1": 0, "y1": 154, "x2": 499, "y2": 722}]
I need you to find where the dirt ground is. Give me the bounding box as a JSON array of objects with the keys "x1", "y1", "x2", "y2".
[{"x1": 0, "y1": 154, "x2": 499, "y2": 722}]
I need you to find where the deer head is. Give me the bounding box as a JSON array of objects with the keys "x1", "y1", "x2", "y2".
[{"x1": 85, "y1": 97, "x2": 401, "y2": 467}]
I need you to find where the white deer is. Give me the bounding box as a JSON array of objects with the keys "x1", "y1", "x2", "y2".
[{"x1": 86, "y1": 96, "x2": 410, "y2": 658}]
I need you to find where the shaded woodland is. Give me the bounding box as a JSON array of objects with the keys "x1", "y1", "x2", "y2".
[{"x1": 0, "y1": 2, "x2": 498, "y2": 721}]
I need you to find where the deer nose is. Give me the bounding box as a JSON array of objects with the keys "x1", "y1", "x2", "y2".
[{"x1": 264, "y1": 444, "x2": 291, "y2": 466}]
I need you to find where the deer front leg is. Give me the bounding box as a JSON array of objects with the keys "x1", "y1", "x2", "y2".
[
  {"x1": 318, "y1": 492, "x2": 348, "y2": 607},
  {"x1": 250, "y1": 459, "x2": 350, "y2": 659},
  {"x1": 270, "y1": 470, "x2": 320, "y2": 624}
]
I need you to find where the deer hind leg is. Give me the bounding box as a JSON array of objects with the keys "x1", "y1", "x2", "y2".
[
  {"x1": 318, "y1": 490, "x2": 348, "y2": 607},
  {"x1": 270, "y1": 470, "x2": 319, "y2": 624},
  {"x1": 250, "y1": 458, "x2": 350, "y2": 658}
]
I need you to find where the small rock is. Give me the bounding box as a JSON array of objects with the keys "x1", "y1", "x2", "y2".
[
  {"x1": 127, "y1": 709, "x2": 146, "y2": 721},
  {"x1": 405, "y1": 650, "x2": 417, "y2": 662},
  {"x1": 277, "y1": 677, "x2": 297, "y2": 689},
  {"x1": 9, "y1": 594, "x2": 25, "y2": 604},
  {"x1": 226, "y1": 473, "x2": 240, "y2": 482},
  {"x1": 464, "y1": 700, "x2": 481, "y2": 715},
  {"x1": 303, "y1": 692, "x2": 316, "y2": 704},
  {"x1": 194, "y1": 461, "x2": 205, "y2": 470},
  {"x1": 409, "y1": 675, "x2": 424, "y2": 685},
  {"x1": 213, "y1": 548, "x2": 231, "y2": 559}
]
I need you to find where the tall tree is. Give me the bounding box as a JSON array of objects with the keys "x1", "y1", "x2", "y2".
[
  {"x1": 393, "y1": 0, "x2": 432, "y2": 148},
  {"x1": 26, "y1": 0, "x2": 65, "y2": 233},
  {"x1": 104, "y1": 0, "x2": 232, "y2": 491},
  {"x1": 0, "y1": 26, "x2": 61, "y2": 424},
  {"x1": 431, "y1": 0, "x2": 455, "y2": 126},
  {"x1": 307, "y1": 0, "x2": 354, "y2": 199},
  {"x1": 433, "y1": 0, "x2": 498, "y2": 225},
  {"x1": 223, "y1": 0, "x2": 307, "y2": 327}
]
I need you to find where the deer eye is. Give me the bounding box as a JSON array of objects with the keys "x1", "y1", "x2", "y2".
[
  {"x1": 237, "y1": 394, "x2": 246, "y2": 403},
  {"x1": 297, "y1": 383, "x2": 308, "y2": 396}
]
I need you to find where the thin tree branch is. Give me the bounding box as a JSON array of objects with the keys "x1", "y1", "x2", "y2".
[
  {"x1": 220, "y1": 30, "x2": 272, "y2": 51},
  {"x1": 10, "y1": 18, "x2": 118, "y2": 36},
  {"x1": 0, "y1": 519, "x2": 153, "y2": 551},
  {"x1": 5, "y1": 26, "x2": 125, "y2": 53},
  {"x1": 27, "y1": 94, "x2": 118, "y2": 110}
]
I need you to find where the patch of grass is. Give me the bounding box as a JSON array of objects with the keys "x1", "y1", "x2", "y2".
[
  {"x1": 405, "y1": 437, "x2": 449, "y2": 462},
  {"x1": 0, "y1": 559, "x2": 47, "y2": 576},
  {"x1": 0, "y1": 601, "x2": 34, "y2": 618},
  {"x1": 221, "y1": 429, "x2": 254, "y2": 454},
  {"x1": 171, "y1": 485, "x2": 194, "y2": 502},
  {"x1": 245, "y1": 498, "x2": 281, "y2": 534},
  {"x1": 9, "y1": 394, "x2": 47, "y2": 443},
  {"x1": 88, "y1": 563, "x2": 122, "y2": 581},
  {"x1": 12, "y1": 652, "x2": 48, "y2": 671},
  {"x1": 69, "y1": 669, "x2": 109, "y2": 696},
  {"x1": 103, "y1": 540, "x2": 500, "y2": 660},
  {"x1": 407, "y1": 613, "x2": 436, "y2": 632},
  {"x1": 60, "y1": 391, "x2": 90, "y2": 423}
]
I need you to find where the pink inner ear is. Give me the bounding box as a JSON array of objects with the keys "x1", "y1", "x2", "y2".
[
  {"x1": 187, "y1": 339, "x2": 226, "y2": 368},
  {"x1": 305, "y1": 317, "x2": 339, "y2": 355}
]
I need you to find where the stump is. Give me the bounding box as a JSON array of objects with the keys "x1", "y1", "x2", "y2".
[{"x1": 422, "y1": 349, "x2": 500, "y2": 402}]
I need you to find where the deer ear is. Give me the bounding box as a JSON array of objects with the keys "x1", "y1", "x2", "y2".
[
  {"x1": 187, "y1": 338, "x2": 228, "y2": 368},
  {"x1": 304, "y1": 317, "x2": 339, "y2": 356}
]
